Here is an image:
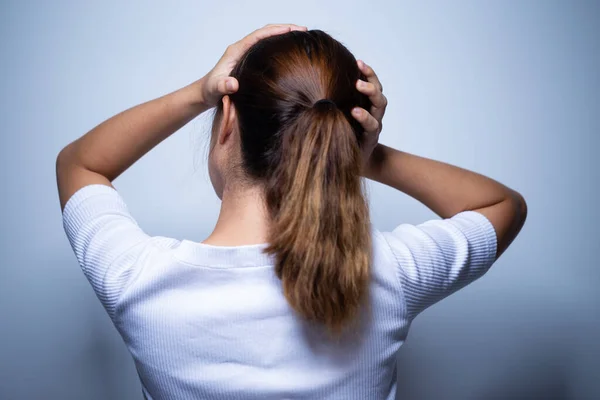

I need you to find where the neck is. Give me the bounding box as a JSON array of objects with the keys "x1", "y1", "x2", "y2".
[{"x1": 202, "y1": 185, "x2": 271, "y2": 246}]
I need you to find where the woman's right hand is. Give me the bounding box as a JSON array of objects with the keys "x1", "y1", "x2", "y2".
[
  {"x1": 200, "y1": 23, "x2": 307, "y2": 108},
  {"x1": 352, "y1": 60, "x2": 387, "y2": 174}
]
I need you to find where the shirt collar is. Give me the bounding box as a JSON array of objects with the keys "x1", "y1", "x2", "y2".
[{"x1": 173, "y1": 239, "x2": 276, "y2": 268}]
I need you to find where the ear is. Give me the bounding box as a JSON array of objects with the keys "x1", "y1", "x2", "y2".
[{"x1": 217, "y1": 95, "x2": 238, "y2": 146}]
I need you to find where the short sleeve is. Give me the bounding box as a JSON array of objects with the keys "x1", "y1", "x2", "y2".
[
  {"x1": 62, "y1": 184, "x2": 151, "y2": 318},
  {"x1": 381, "y1": 210, "x2": 498, "y2": 321}
]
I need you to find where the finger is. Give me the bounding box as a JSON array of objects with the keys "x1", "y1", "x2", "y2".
[
  {"x1": 351, "y1": 107, "x2": 379, "y2": 133},
  {"x1": 262, "y1": 23, "x2": 307, "y2": 31},
  {"x1": 357, "y1": 60, "x2": 383, "y2": 93},
  {"x1": 275, "y1": 23, "x2": 308, "y2": 31},
  {"x1": 249, "y1": 24, "x2": 307, "y2": 41},
  {"x1": 356, "y1": 79, "x2": 387, "y2": 122},
  {"x1": 218, "y1": 77, "x2": 239, "y2": 95},
  {"x1": 237, "y1": 24, "x2": 308, "y2": 52},
  {"x1": 355, "y1": 79, "x2": 387, "y2": 109}
]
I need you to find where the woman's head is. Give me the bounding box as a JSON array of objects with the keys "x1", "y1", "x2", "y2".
[{"x1": 209, "y1": 29, "x2": 372, "y2": 336}]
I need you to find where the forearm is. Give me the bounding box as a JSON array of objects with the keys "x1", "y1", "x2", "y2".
[
  {"x1": 59, "y1": 77, "x2": 210, "y2": 181},
  {"x1": 364, "y1": 144, "x2": 515, "y2": 219}
]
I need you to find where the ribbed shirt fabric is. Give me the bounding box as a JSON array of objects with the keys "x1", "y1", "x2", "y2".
[{"x1": 62, "y1": 184, "x2": 498, "y2": 400}]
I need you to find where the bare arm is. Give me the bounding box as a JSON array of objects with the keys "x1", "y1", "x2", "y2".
[
  {"x1": 364, "y1": 144, "x2": 527, "y2": 259},
  {"x1": 352, "y1": 61, "x2": 527, "y2": 260}
]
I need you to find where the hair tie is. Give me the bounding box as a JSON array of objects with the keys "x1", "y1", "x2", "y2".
[{"x1": 313, "y1": 99, "x2": 337, "y2": 109}]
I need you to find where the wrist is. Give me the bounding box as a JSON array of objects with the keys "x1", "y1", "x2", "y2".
[
  {"x1": 362, "y1": 144, "x2": 387, "y2": 180},
  {"x1": 181, "y1": 77, "x2": 211, "y2": 113}
]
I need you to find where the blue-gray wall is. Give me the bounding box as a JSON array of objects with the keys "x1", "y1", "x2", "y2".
[{"x1": 1, "y1": 1, "x2": 598, "y2": 399}]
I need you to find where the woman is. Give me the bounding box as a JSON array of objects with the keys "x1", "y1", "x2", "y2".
[{"x1": 57, "y1": 24, "x2": 527, "y2": 400}]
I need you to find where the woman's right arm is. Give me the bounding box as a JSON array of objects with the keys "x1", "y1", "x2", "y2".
[{"x1": 364, "y1": 144, "x2": 527, "y2": 260}]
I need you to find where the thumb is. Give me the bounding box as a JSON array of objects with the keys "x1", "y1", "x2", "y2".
[{"x1": 219, "y1": 77, "x2": 239, "y2": 94}]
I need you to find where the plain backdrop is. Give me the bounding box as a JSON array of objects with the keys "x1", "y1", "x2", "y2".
[{"x1": 1, "y1": 1, "x2": 598, "y2": 399}]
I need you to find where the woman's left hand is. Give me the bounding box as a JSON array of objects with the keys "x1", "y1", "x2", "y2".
[{"x1": 200, "y1": 23, "x2": 308, "y2": 107}]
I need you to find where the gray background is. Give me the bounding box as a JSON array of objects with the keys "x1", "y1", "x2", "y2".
[{"x1": 1, "y1": 1, "x2": 598, "y2": 399}]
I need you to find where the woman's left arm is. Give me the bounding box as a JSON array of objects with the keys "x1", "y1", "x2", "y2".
[{"x1": 56, "y1": 23, "x2": 307, "y2": 211}]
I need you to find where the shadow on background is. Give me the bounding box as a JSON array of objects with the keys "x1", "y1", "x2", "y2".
[
  {"x1": 393, "y1": 278, "x2": 588, "y2": 400},
  {"x1": 472, "y1": 361, "x2": 569, "y2": 400},
  {"x1": 397, "y1": 343, "x2": 571, "y2": 400}
]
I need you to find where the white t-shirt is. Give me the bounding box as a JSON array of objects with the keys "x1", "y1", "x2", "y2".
[{"x1": 62, "y1": 184, "x2": 497, "y2": 400}]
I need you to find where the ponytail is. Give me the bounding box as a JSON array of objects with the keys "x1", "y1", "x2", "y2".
[{"x1": 263, "y1": 103, "x2": 372, "y2": 337}]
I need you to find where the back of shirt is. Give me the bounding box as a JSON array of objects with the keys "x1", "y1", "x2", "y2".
[{"x1": 62, "y1": 184, "x2": 497, "y2": 400}]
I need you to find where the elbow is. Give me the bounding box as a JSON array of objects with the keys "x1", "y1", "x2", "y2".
[
  {"x1": 56, "y1": 146, "x2": 69, "y2": 175},
  {"x1": 56, "y1": 144, "x2": 82, "y2": 182},
  {"x1": 56, "y1": 147, "x2": 69, "y2": 187},
  {"x1": 509, "y1": 190, "x2": 528, "y2": 230},
  {"x1": 56, "y1": 144, "x2": 80, "y2": 170},
  {"x1": 56, "y1": 144, "x2": 74, "y2": 164},
  {"x1": 56, "y1": 146, "x2": 70, "y2": 175}
]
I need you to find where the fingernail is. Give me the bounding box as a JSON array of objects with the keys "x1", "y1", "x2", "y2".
[
  {"x1": 226, "y1": 80, "x2": 234, "y2": 91},
  {"x1": 352, "y1": 108, "x2": 361, "y2": 116}
]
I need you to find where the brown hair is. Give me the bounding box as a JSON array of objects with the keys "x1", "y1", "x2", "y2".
[{"x1": 211, "y1": 29, "x2": 372, "y2": 336}]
